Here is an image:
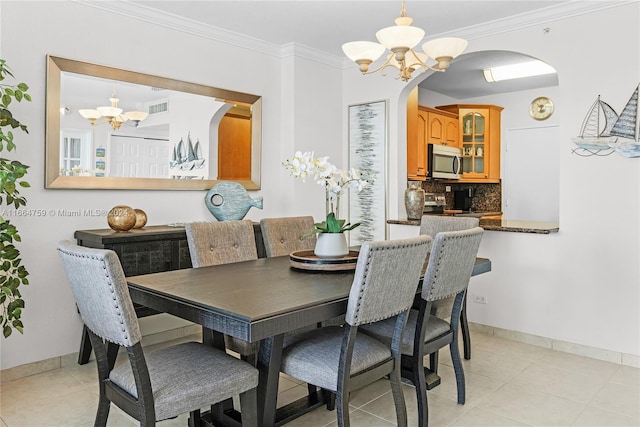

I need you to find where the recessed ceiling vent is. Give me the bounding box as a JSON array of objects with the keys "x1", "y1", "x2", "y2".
[{"x1": 147, "y1": 99, "x2": 168, "y2": 115}]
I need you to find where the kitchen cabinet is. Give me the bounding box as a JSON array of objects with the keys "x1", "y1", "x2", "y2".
[
  {"x1": 422, "y1": 106, "x2": 459, "y2": 147},
  {"x1": 437, "y1": 104, "x2": 503, "y2": 183},
  {"x1": 406, "y1": 89, "x2": 459, "y2": 180},
  {"x1": 407, "y1": 88, "x2": 426, "y2": 180}
]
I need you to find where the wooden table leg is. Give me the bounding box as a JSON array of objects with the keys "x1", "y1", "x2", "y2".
[{"x1": 258, "y1": 334, "x2": 284, "y2": 427}]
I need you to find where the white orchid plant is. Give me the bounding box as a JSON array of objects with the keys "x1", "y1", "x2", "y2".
[{"x1": 283, "y1": 151, "x2": 372, "y2": 234}]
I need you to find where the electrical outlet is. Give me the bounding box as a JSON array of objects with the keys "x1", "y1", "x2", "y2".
[
  {"x1": 445, "y1": 186, "x2": 451, "y2": 192},
  {"x1": 472, "y1": 294, "x2": 487, "y2": 304}
]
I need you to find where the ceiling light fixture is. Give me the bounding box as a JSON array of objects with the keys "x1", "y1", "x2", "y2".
[
  {"x1": 342, "y1": 0, "x2": 468, "y2": 82},
  {"x1": 79, "y1": 91, "x2": 148, "y2": 130},
  {"x1": 483, "y1": 60, "x2": 556, "y2": 82}
]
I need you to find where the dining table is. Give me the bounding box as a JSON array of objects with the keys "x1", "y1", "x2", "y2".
[{"x1": 127, "y1": 253, "x2": 491, "y2": 427}]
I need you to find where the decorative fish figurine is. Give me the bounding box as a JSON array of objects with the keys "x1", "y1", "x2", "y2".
[{"x1": 204, "y1": 181, "x2": 263, "y2": 221}]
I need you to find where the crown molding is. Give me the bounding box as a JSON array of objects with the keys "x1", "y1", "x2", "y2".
[
  {"x1": 76, "y1": 0, "x2": 283, "y2": 57},
  {"x1": 432, "y1": 1, "x2": 635, "y2": 41},
  {"x1": 280, "y1": 43, "x2": 344, "y2": 69},
  {"x1": 76, "y1": 0, "x2": 634, "y2": 70}
]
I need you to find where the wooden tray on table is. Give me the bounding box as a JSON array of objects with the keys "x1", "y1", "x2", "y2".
[{"x1": 289, "y1": 250, "x2": 359, "y2": 271}]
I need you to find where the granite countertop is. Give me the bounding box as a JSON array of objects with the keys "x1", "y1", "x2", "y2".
[{"x1": 388, "y1": 217, "x2": 559, "y2": 234}]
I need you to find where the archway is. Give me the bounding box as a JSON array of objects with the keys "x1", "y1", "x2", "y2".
[{"x1": 402, "y1": 50, "x2": 560, "y2": 222}]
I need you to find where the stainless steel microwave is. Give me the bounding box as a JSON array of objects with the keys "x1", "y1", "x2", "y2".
[{"x1": 427, "y1": 144, "x2": 462, "y2": 179}]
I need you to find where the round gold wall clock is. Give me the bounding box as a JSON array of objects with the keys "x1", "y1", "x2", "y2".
[{"x1": 530, "y1": 96, "x2": 554, "y2": 120}]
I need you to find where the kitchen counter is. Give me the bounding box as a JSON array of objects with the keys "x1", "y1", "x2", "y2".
[{"x1": 388, "y1": 218, "x2": 559, "y2": 234}]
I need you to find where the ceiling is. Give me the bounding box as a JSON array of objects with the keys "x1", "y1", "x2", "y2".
[
  {"x1": 130, "y1": 1, "x2": 568, "y2": 58},
  {"x1": 99, "y1": 1, "x2": 576, "y2": 97},
  {"x1": 420, "y1": 50, "x2": 559, "y2": 99}
]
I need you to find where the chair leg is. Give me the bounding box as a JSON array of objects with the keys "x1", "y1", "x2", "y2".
[
  {"x1": 94, "y1": 395, "x2": 110, "y2": 427},
  {"x1": 188, "y1": 409, "x2": 201, "y2": 427},
  {"x1": 412, "y1": 355, "x2": 428, "y2": 427},
  {"x1": 389, "y1": 367, "x2": 408, "y2": 427},
  {"x1": 429, "y1": 350, "x2": 439, "y2": 374},
  {"x1": 461, "y1": 295, "x2": 471, "y2": 360},
  {"x1": 450, "y1": 342, "x2": 466, "y2": 405},
  {"x1": 336, "y1": 390, "x2": 350, "y2": 427},
  {"x1": 77, "y1": 325, "x2": 93, "y2": 365},
  {"x1": 239, "y1": 387, "x2": 258, "y2": 427},
  {"x1": 326, "y1": 390, "x2": 336, "y2": 411}
]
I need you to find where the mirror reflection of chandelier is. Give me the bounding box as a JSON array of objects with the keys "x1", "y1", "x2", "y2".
[
  {"x1": 78, "y1": 91, "x2": 148, "y2": 130},
  {"x1": 342, "y1": 0, "x2": 468, "y2": 81}
]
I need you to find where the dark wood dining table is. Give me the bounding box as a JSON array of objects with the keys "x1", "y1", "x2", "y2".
[{"x1": 127, "y1": 254, "x2": 491, "y2": 427}]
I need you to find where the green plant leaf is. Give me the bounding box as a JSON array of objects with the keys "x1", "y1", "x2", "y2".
[{"x1": 0, "y1": 59, "x2": 31, "y2": 339}]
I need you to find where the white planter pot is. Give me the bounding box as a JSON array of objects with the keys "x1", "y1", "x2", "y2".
[{"x1": 314, "y1": 233, "x2": 349, "y2": 259}]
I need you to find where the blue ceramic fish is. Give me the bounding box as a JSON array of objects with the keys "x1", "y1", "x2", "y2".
[{"x1": 204, "y1": 181, "x2": 263, "y2": 221}]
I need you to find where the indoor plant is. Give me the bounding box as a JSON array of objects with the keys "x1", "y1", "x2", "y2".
[
  {"x1": 283, "y1": 151, "x2": 371, "y2": 257},
  {"x1": 0, "y1": 59, "x2": 31, "y2": 338}
]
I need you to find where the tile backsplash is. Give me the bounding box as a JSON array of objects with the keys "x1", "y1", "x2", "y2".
[{"x1": 413, "y1": 180, "x2": 502, "y2": 212}]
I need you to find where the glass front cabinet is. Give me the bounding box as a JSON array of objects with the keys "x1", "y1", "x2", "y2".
[{"x1": 437, "y1": 104, "x2": 503, "y2": 183}]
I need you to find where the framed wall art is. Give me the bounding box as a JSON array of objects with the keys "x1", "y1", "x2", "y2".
[{"x1": 348, "y1": 100, "x2": 388, "y2": 245}]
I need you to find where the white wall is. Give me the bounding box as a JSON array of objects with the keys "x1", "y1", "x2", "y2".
[
  {"x1": 0, "y1": 1, "x2": 343, "y2": 369},
  {"x1": 384, "y1": 3, "x2": 638, "y2": 361}
]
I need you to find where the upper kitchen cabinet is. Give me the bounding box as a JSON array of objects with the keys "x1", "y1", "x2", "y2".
[
  {"x1": 437, "y1": 104, "x2": 503, "y2": 183},
  {"x1": 420, "y1": 105, "x2": 459, "y2": 147},
  {"x1": 407, "y1": 89, "x2": 460, "y2": 181},
  {"x1": 407, "y1": 88, "x2": 426, "y2": 180}
]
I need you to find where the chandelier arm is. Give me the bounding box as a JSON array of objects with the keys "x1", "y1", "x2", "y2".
[
  {"x1": 359, "y1": 53, "x2": 395, "y2": 76},
  {"x1": 406, "y1": 48, "x2": 445, "y2": 73}
]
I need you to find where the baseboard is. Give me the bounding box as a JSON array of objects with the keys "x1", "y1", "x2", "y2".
[
  {"x1": 3, "y1": 323, "x2": 638, "y2": 383},
  {"x1": 469, "y1": 322, "x2": 640, "y2": 368},
  {"x1": 0, "y1": 324, "x2": 203, "y2": 384}
]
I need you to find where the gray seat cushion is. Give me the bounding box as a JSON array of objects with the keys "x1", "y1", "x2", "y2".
[
  {"x1": 360, "y1": 309, "x2": 451, "y2": 355},
  {"x1": 280, "y1": 326, "x2": 392, "y2": 391},
  {"x1": 109, "y1": 342, "x2": 258, "y2": 421}
]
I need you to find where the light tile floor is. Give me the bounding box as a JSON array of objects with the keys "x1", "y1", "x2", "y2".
[{"x1": 1, "y1": 330, "x2": 638, "y2": 426}]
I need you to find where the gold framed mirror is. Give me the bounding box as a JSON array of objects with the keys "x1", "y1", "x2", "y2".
[{"x1": 45, "y1": 55, "x2": 261, "y2": 190}]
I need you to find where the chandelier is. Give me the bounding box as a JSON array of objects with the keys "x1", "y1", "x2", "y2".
[
  {"x1": 79, "y1": 92, "x2": 148, "y2": 130},
  {"x1": 342, "y1": 0, "x2": 468, "y2": 81}
]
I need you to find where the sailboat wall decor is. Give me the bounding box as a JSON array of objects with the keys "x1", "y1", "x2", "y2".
[
  {"x1": 573, "y1": 84, "x2": 640, "y2": 158},
  {"x1": 609, "y1": 85, "x2": 639, "y2": 158},
  {"x1": 572, "y1": 95, "x2": 618, "y2": 155},
  {"x1": 170, "y1": 131, "x2": 206, "y2": 176}
]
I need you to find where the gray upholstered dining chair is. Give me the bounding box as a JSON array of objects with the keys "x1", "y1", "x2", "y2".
[
  {"x1": 185, "y1": 220, "x2": 259, "y2": 362},
  {"x1": 56, "y1": 240, "x2": 259, "y2": 427},
  {"x1": 259, "y1": 216, "x2": 316, "y2": 257},
  {"x1": 420, "y1": 215, "x2": 480, "y2": 362},
  {"x1": 276, "y1": 235, "x2": 432, "y2": 427},
  {"x1": 360, "y1": 227, "x2": 483, "y2": 427},
  {"x1": 185, "y1": 220, "x2": 258, "y2": 268}
]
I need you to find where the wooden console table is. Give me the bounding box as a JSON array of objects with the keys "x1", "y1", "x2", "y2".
[{"x1": 74, "y1": 223, "x2": 266, "y2": 364}]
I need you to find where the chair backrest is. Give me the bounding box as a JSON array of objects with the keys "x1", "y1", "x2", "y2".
[
  {"x1": 345, "y1": 235, "x2": 431, "y2": 327},
  {"x1": 419, "y1": 215, "x2": 479, "y2": 249},
  {"x1": 57, "y1": 240, "x2": 141, "y2": 347},
  {"x1": 185, "y1": 220, "x2": 258, "y2": 267},
  {"x1": 260, "y1": 216, "x2": 317, "y2": 257},
  {"x1": 421, "y1": 228, "x2": 483, "y2": 303}
]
